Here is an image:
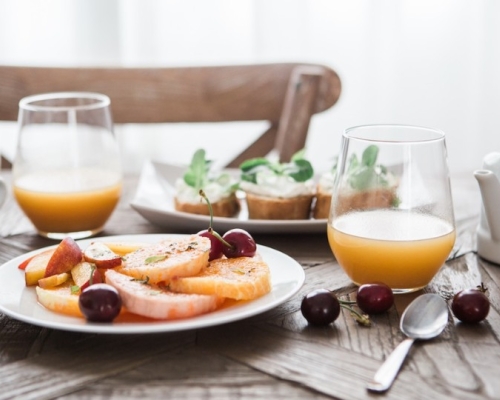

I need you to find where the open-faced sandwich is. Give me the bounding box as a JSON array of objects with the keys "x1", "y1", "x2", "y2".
[
  {"x1": 313, "y1": 158, "x2": 337, "y2": 219},
  {"x1": 333, "y1": 145, "x2": 398, "y2": 216},
  {"x1": 239, "y1": 150, "x2": 315, "y2": 220},
  {"x1": 174, "y1": 149, "x2": 240, "y2": 217}
]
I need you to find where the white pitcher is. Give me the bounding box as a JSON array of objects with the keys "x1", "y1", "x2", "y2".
[{"x1": 474, "y1": 152, "x2": 500, "y2": 264}]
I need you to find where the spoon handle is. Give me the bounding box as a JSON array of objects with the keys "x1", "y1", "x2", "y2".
[{"x1": 366, "y1": 337, "x2": 415, "y2": 392}]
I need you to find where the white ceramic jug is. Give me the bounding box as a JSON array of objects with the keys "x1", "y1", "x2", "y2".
[
  {"x1": 474, "y1": 152, "x2": 500, "y2": 264},
  {"x1": 0, "y1": 177, "x2": 6, "y2": 208}
]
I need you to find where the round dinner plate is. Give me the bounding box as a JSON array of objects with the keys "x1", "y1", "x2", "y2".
[{"x1": 0, "y1": 234, "x2": 305, "y2": 334}]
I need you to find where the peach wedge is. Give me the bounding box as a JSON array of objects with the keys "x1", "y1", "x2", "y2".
[
  {"x1": 25, "y1": 249, "x2": 55, "y2": 286},
  {"x1": 71, "y1": 261, "x2": 103, "y2": 291},
  {"x1": 83, "y1": 242, "x2": 122, "y2": 269},
  {"x1": 38, "y1": 272, "x2": 70, "y2": 289},
  {"x1": 44, "y1": 237, "x2": 83, "y2": 278}
]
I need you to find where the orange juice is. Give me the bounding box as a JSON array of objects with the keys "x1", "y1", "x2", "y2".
[
  {"x1": 13, "y1": 168, "x2": 122, "y2": 235},
  {"x1": 328, "y1": 209, "x2": 455, "y2": 291}
]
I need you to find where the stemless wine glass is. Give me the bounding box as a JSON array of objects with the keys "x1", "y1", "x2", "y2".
[
  {"x1": 328, "y1": 124, "x2": 456, "y2": 293},
  {"x1": 13, "y1": 92, "x2": 122, "y2": 240}
]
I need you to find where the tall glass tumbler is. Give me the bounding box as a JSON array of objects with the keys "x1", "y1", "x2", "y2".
[
  {"x1": 327, "y1": 124, "x2": 456, "y2": 293},
  {"x1": 13, "y1": 92, "x2": 122, "y2": 239}
]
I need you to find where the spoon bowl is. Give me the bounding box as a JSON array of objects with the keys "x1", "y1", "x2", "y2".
[{"x1": 367, "y1": 293, "x2": 449, "y2": 392}]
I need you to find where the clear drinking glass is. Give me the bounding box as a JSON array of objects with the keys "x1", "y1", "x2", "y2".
[
  {"x1": 13, "y1": 92, "x2": 122, "y2": 240},
  {"x1": 327, "y1": 124, "x2": 456, "y2": 293}
]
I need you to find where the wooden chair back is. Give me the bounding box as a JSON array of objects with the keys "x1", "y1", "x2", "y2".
[{"x1": 0, "y1": 63, "x2": 341, "y2": 167}]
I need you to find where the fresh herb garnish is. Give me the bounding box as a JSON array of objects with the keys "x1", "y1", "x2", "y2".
[
  {"x1": 71, "y1": 285, "x2": 80, "y2": 294},
  {"x1": 240, "y1": 149, "x2": 314, "y2": 183},
  {"x1": 183, "y1": 149, "x2": 211, "y2": 190},
  {"x1": 131, "y1": 276, "x2": 150, "y2": 284},
  {"x1": 184, "y1": 149, "x2": 238, "y2": 193},
  {"x1": 347, "y1": 145, "x2": 390, "y2": 190},
  {"x1": 89, "y1": 264, "x2": 96, "y2": 286},
  {"x1": 145, "y1": 255, "x2": 168, "y2": 264}
]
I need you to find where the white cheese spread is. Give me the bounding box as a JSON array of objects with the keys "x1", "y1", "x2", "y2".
[
  {"x1": 240, "y1": 170, "x2": 315, "y2": 198},
  {"x1": 175, "y1": 178, "x2": 235, "y2": 204}
]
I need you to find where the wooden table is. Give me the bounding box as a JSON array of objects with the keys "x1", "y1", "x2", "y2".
[{"x1": 0, "y1": 172, "x2": 498, "y2": 400}]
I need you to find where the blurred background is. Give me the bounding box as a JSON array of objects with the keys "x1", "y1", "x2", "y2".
[{"x1": 1, "y1": 0, "x2": 499, "y2": 175}]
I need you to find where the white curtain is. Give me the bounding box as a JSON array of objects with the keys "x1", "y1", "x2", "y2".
[{"x1": 1, "y1": 0, "x2": 499, "y2": 174}]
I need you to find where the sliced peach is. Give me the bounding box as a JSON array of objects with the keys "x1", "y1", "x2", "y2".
[
  {"x1": 25, "y1": 249, "x2": 56, "y2": 286},
  {"x1": 71, "y1": 261, "x2": 103, "y2": 291},
  {"x1": 102, "y1": 242, "x2": 148, "y2": 257},
  {"x1": 44, "y1": 237, "x2": 83, "y2": 278},
  {"x1": 83, "y1": 242, "x2": 122, "y2": 269},
  {"x1": 38, "y1": 272, "x2": 70, "y2": 289},
  {"x1": 35, "y1": 282, "x2": 83, "y2": 317},
  {"x1": 18, "y1": 255, "x2": 36, "y2": 270}
]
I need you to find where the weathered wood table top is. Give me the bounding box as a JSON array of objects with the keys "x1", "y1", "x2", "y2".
[{"x1": 0, "y1": 172, "x2": 498, "y2": 400}]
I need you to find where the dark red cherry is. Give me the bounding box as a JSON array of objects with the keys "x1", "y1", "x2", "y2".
[
  {"x1": 78, "y1": 283, "x2": 122, "y2": 322},
  {"x1": 301, "y1": 289, "x2": 341, "y2": 326},
  {"x1": 197, "y1": 229, "x2": 224, "y2": 261},
  {"x1": 221, "y1": 228, "x2": 257, "y2": 258},
  {"x1": 356, "y1": 283, "x2": 394, "y2": 314},
  {"x1": 451, "y1": 289, "x2": 490, "y2": 323}
]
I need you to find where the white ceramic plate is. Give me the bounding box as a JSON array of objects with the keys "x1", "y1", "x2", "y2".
[
  {"x1": 130, "y1": 160, "x2": 327, "y2": 234},
  {"x1": 0, "y1": 234, "x2": 305, "y2": 334}
]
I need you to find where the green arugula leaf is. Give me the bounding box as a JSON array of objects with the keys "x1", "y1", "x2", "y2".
[
  {"x1": 183, "y1": 149, "x2": 210, "y2": 190},
  {"x1": 291, "y1": 148, "x2": 306, "y2": 161},
  {"x1": 240, "y1": 149, "x2": 314, "y2": 183},
  {"x1": 240, "y1": 158, "x2": 272, "y2": 183},
  {"x1": 240, "y1": 158, "x2": 271, "y2": 172},
  {"x1": 347, "y1": 145, "x2": 392, "y2": 190},
  {"x1": 286, "y1": 159, "x2": 314, "y2": 182},
  {"x1": 361, "y1": 145, "x2": 379, "y2": 167},
  {"x1": 349, "y1": 166, "x2": 376, "y2": 190}
]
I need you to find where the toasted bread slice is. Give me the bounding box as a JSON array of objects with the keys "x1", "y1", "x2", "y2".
[
  {"x1": 105, "y1": 269, "x2": 224, "y2": 320},
  {"x1": 313, "y1": 186, "x2": 332, "y2": 219},
  {"x1": 245, "y1": 192, "x2": 313, "y2": 220},
  {"x1": 169, "y1": 255, "x2": 272, "y2": 300},
  {"x1": 335, "y1": 187, "x2": 397, "y2": 215},
  {"x1": 175, "y1": 193, "x2": 240, "y2": 217},
  {"x1": 117, "y1": 235, "x2": 210, "y2": 284}
]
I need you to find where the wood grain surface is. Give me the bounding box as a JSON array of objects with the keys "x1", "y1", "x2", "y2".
[{"x1": 0, "y1": 172, "x2": 498, "y2": 400}]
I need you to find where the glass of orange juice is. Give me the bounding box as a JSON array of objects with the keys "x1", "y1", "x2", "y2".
[
  {"x1": 13, "y1": 92, "x2": 122, "y2": 240},
  {"x1": 328, "y1": 124, "x2": 456, "y2": 293}
]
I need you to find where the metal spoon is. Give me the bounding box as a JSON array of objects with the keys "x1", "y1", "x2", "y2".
[{"x1": 366, "y1": 293, "x2": 449, "y2": 392}]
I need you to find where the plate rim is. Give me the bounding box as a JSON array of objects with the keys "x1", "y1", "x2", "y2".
[{"x1": 0, "y1": 234, "x2": 305, "y2": 334}]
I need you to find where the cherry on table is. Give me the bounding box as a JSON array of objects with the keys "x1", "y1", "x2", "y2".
[
  {"x1": 451, "y1": 288, "x2": 490, "y2": 323},
  {"x1": 301, "y1": 289, "x2": 340, "y2": 326},
  {"x1": 356, "y1": 283, "x2": 394, "y2": 314}
]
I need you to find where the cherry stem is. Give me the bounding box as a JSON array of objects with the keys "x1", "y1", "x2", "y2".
[
  {"x1": 338, "y1": 299, "x2": 357, "y2": 305},
  {"x1": 209, "y1": 228, "x2": 234, "y2": 249},
  {"x1": 199, "y1": 190, "x2": 214, "y2": 230},
  {"x1": 476, "y1": 282, "x2": 488, "y2": 293},
  {"x1": 340, "y1": 304, "x2": 371, "y2": 326},
  {"x1": 199, "y1": 189, "x2": 234, "y2": 249}
]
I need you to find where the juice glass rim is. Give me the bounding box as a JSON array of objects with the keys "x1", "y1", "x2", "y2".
[
  {"x1": 19, "y1": 92, "x2": 110, "y2": 112},
  {"x1": 344, "y1": 124, "x2": 445, "y2": 144}
]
